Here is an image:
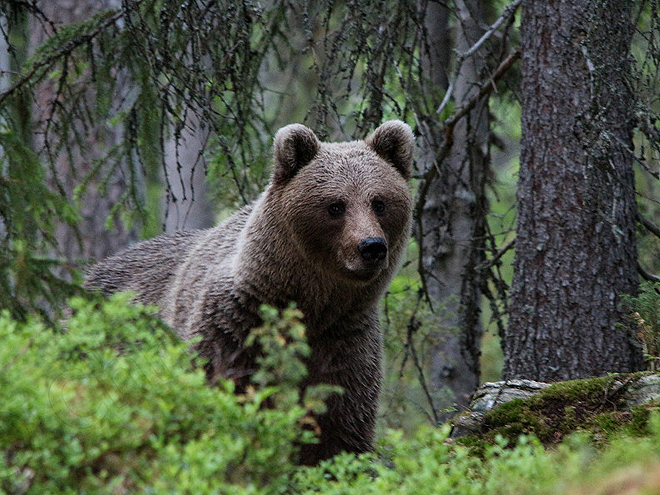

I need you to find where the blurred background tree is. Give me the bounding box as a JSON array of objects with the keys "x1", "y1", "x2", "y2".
[{"x1": 2, "y1": 0, "x2": 660, "y2": 429}]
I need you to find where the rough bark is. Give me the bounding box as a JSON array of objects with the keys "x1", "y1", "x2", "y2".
[
  {"x1": 503, "y1": 0, "x2": 644, "y2": 381},
  {"x1": 420, "y1": 0, "x2": 490, "y2": 417}
]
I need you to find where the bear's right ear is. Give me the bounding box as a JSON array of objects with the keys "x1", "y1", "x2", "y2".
[{"x1": 272, "y1": 124, "x2": 321, "y2": 186}]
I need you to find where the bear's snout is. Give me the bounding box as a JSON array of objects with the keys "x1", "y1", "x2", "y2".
[{"x1": 358, "y1": 237, "x2": 387, "y2": 264}]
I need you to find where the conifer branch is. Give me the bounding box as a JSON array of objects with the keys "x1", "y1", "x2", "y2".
[{"x1": 0, "y1": 9, "x2": 123, "y2": 107}]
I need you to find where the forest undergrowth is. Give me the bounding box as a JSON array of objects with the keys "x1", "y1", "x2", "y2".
[{"x1": 1, "y1": 293, "x2": 660, "y2": 495}]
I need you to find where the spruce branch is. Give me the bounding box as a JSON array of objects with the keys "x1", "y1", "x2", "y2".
[{"x1": 0, "y1": 9, "x2": 123, "y2": 107}]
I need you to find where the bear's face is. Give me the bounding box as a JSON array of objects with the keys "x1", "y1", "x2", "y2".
[{"x1": 271, "y1": 121, "x2": 414, "y2": 283}]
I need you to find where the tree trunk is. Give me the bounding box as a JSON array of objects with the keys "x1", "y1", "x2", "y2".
[
  {"x1": 34, "y1": 0, "x2": 136, "y2": 264},
  {"x1": 420, "y1": 0, "x2": 491, "y2": 417},
  {"x1": 503, "y1": 0, "x2": 644, "y2": 381},
  {"x1": 162, "y1": 116, "x2": 215, "y2": 233}
]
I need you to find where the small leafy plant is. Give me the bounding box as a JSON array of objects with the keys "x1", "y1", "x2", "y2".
[{"x1": 3, "y1": 294, "x2": 660, "y2": 494}]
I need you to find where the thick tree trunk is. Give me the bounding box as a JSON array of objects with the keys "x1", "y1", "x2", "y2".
[
  {"x1": 420, "y1": 0, "x2": 490, "y2": 417},
  {"x1": 503, "y1": 0, "x2": 644, "y2": 381}
]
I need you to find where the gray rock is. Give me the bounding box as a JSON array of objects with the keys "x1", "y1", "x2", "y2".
[
  {"x1": 622, "y1": 373, "x2": 660, "y2": 406},
  {"x1": 469, "y1": 379, "x2": 551, "y2": 412},
  {"x1": 451, "y1": 379, "x2": 551, "y2": 437},
  {"x1": 451, "y1": 373, "x2": 660, "y2": 438}
]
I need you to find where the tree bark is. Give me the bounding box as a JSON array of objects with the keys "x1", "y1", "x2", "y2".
[
  {"x1": 503, "y1": 0, "x2": 644, "y2": 381},
  {"x1": 420, "y1": 0, "x2": 491, "y2": 417}
]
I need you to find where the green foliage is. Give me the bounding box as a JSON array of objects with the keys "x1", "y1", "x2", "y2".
[
  {"x1": 248, "y1": 304, "x2": 310, "y2": 392},
  {"x1": 292, "y1": 419, "x2": 660, "y2": 495},
  {"x1": 3, "y1": 296, "x2": 660, "y2": 494},
  {"x1": 0, "y1": 128, "x2": 82, "y2": 321},
  {"x1": 624, "y1": 282, "x2": 660, "y2": 370},
  {"x1": 247, "y1": 304, "x2": 342, "y2": 417},
  {"x1": 0, "y1": 294, "x2": 308, "y2": 494}
]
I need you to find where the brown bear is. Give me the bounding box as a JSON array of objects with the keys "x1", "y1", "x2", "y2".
[{"x1": 86, "y1": 120, "x2": 414, "y2": 465}]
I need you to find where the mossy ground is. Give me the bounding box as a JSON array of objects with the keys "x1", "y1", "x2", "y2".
[{"x1": 459, "y1": 374, "x2": 658, "y2": 453}]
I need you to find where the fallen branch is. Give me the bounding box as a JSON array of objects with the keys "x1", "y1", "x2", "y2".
[
  {"x1": 639, "y1": 214, "x2": 660, "y2": 239},
  {"x1": 638, "y1": 263, "x2": 660, "y2": 284}
]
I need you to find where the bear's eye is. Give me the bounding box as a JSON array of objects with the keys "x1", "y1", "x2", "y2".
[
  {"x1": 328, "y1": 202, "x2": 346, "y2": 218},
  {"x1": 372, "y1": 200, "x2": 386, "y2": 216}
]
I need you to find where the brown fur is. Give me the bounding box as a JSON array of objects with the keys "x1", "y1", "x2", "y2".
[{"x1": 86, "y1": 120, "x2": 414, "y2": 465}]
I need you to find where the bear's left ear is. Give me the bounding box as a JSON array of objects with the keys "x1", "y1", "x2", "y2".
[
  {"x1": 366, "y1": 120, "x2": 414, "y2": 180},
  {"x1": 272, "y1": 124, "x2": 321, "y2": 186}
]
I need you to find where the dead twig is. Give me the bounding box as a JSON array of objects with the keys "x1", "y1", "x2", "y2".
[{"x1": 437, "y1": 0, "x2": 522, "y2": 115}]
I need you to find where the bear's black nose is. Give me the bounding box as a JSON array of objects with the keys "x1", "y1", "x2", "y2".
[{"x1": 358, "y1": 237, "x2": 387, "y2": 264}]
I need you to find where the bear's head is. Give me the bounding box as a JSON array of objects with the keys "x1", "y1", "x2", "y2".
[{"x1": 270, "y1": 121, "x2": 414, "y2": 284}]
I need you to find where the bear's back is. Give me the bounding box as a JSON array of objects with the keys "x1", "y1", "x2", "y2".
[
  {"x1": 162, "y1": 203, "x2": 255, "y2": 338},
  {"x1": 86, "y1": 203, "x2": 254, "y2": 310},
  {"x1": 86, "y1": 230, "x2": 205, "y2": 306}
]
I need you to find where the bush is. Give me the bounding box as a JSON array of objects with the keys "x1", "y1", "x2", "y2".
[
  {"x1": 2, "y1": 294, "x2": 660, "y2": 495},
  {"x1": 292, "y1": 421, "x2": 660, "y2": 495},
  {"x1": 0, "y1": 294, "x2": 307, "y2": 494}
]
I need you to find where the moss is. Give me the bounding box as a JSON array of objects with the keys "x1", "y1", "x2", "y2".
[
  {"x1": 537, "y1": 375, "x2": 619, "y2": 403},
  {"x1": 620, "y1": 407, "x2": 652, "y2": 436},
  {"x1": 460, "y1": 374, "x2": 659, "y2": 450}
]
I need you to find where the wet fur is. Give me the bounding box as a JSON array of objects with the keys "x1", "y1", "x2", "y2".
[{"x1": 86, "y1": 121, "x2": 414, "y2": 465}]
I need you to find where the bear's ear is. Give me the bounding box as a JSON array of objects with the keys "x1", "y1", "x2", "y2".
[
  {"x1": 272, "y1": 124, "x2": 321, "y2": 186},
  {"x1": 365, "y1": 120, "x2": 414, "y2": 180}
]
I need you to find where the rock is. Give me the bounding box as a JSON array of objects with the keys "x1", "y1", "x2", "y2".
[
  {"x1": 451, "y1": 379, "x2": 551, "y2": 437},
  {"x1": 451, "y1": 373, "x2": 660, "y2": 439},
  {"x1": 469, "y1": 379, "x2": 552, "y2": 412},
  {"x1": 622, "y1": 373, "x2": 660, "y2": 406}
]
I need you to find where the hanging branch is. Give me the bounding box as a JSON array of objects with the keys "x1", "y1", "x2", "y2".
[
  {"x1": 0, "y1": 9, "x2": 123, "y2": 107},
  {"x1": 414, "y1": 48, "x2": 521, "y2": 301},
  {"x1": 436, "y1": 0, "x2": 522, "y2": 115}
]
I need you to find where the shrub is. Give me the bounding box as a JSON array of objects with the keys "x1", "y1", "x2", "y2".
[
  {"x1": 3, "y1": 294, "x2": 660, "y2": 495},
  {"x1": 0, "y1": 294, "x2": 307, "y2": 494}
]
